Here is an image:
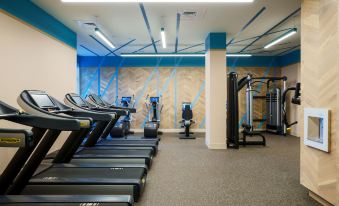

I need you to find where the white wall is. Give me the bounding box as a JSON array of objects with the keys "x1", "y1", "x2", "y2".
[
  {"x1": 0, "y1": 12, "x2": 77, "y2": 173},
  {"x1": 281, "y1": 63, "x2": 301, "y2": 137}
]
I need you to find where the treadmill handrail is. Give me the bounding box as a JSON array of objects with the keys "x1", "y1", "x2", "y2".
[
  {"x1": 6, "y1": 114, "x2": 83, "y2": 131},
  {"x1": 64, "y1": 93, "x2": 117, "y2": 121},
  {"x1": 0, "y1": 99, "x2": 83, "y2": 131},
  {"x1": 18, "y1": 90, "x2": 92, "y2": 128},
  {"x1": 87, "y1": 94, "x2": 129, "y2": 116}
]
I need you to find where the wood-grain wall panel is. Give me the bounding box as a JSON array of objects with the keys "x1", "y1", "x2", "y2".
[
  {"x1": 78, "y1": 66, "x2": 300, "y2": 132},
  {"x1": 300, "y1": 0, "x2": 339, "y2": 204}
]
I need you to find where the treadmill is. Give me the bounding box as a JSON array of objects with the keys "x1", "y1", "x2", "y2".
[
  {"x1": 0, "y1": 100, "x2": 133, "y2": 205},
  {"x1": 16, "y1": 90, "x2": 147, "y2": 201},
  {"x1": 86, "y1": 94, "x2": 160, "y2": 144},
  {"x1": 71, "y1": 93, "x2": 159, "y2": 150},
  {"x1": 64, "y1": 93, "x2": 157, "y2": 156},
  {"x1": 40, "y1": 92, "x2": 155, "y2": 168}
]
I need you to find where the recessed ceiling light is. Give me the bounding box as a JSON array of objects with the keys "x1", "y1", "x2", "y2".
[
  {"x1": 264, "y1": 28, "x2": 297, "y2": 49},
  {"x1": 94, "y1": 28, "x2": 115, "y2": 49},
  {"x1": 161, "y1": 28, "x2": 167, "y2": 49}
]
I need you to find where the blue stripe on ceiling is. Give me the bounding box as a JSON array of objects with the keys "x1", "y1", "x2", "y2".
[
  {"x1": 227, "y1": 6, "x2": 266, "y2": 47},
  {"x1": 177, "y1": 43, "x2": 204, "y2": 53},
  {"x1": 78, "y1": 53, "x2": 300, "y2": 68},
  {"x1": 253, "y1": 45, "x2": 299, "y2": 55},
  {"x1": 132, "y1": 40, "x2": 161, "y2": 53},
  {"x1": 112, "y1": 39, "x2": 136, "y2": 53},
  {"x1": 239, "y1": 8, "x2": 301, "y2": 53},
  {"x1": 175, "y1": 13, "x2": 181, "y2": 53},
  {"x1": 277, "y1": 45, "x2": 300, "y2": 56},
  {"x1": 1, "y1": 0, "x2": 76, "y2": 48},
  {"x1": 231, "y1": 28, "x2": 294, "y2": 45},
  {"x1": 80, "y1": 45, "x2": 99, "y2": 56},
  {"x1": 194, "y1": 50, "x2": 206, "y2": 54},
  {"x1": 89, "y1": 35, "x2": 115, "y2": 54},
  {"x1": 139, "y1": 3, "x2": 158, "y2": 53}
]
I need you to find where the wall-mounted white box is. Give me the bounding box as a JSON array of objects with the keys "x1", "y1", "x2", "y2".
[{"x1": 304, "y1": 108, "x2": 330, "y2": 152}]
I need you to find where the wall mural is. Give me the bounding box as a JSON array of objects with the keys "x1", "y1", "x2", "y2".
[
  {"x1": 79, "y1": 66, "x2": 281, "y2": 130},
  {"x1": 79, "y1": 66, "x2": 205, "y2": 129}
]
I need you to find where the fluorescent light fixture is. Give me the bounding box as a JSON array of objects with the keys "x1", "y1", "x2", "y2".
[
  {"x1": 227, "y1": 54, "x2": 252, "y2": 57},
  {"x1": 62, "y1": 0, "x2": 254, "y2": 3},
  {"x1": 264, "y1": 28, "x2": 297, "y2": 49},
  {"x1": 121, "y1": 53, "x2": 205, "y2": 57},
  {"x1": 120, "y1": 53, "x2": 252, "y2": 57},
  {"x1": 95, "y1": 28, "x2": 115, "y2": 49},
  {"x1": 161, "y1": 28, "x2": 166, "y2": 49}
]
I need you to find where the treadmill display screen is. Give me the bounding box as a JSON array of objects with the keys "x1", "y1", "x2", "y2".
[
  {"x1": 92, "y1": 95, "x2": 105, "y2": 105},
  {"x1": 121, "y1": 97, "x2": 131, "y2": 103},
  {"x1": 72, "y1": 96, "x2": 87, "y2": 107},
  {"x1": 31, "y1": 94, "x2": 55, "y2": 108},
  {"x1": 182, "y1": 103, "x2": 192, "y2": 110},
  {"x1": 150, "y1": 97, "x2": 159, "y2": 103}
]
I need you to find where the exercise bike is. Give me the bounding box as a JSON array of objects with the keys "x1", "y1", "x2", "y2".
[{"x1": 179, "y1": 102, "x2": 195, "y2": 139}]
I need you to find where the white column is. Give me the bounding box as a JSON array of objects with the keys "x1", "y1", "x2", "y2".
[{"x1": 205, "y1": 33, "x2": 227, "y2": 149}]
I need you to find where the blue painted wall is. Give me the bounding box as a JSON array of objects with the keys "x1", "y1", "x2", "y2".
[
  {"x1": 1, "y1": 0, "x2": 77, "y2": 48},
  {"x1": 205, "y1": 32, "x2": 227, "y2": 50},
  {"x1": 78, "y1": 50, "x2": 300, "y2": 68}
]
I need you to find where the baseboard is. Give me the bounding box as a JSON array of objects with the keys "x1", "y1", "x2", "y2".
[
  {"x1": 206, "y1": 143, "x2": 227, "y2": 149},
  {"x1": 131, "y1": 129, "x2": 205, "y2": 133},
  {"x1": 309, "y1": 191, "x2": 334, "y2": 206}
]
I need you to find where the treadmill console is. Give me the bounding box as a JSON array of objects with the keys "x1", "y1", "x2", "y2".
[
  {"x1": 30, "y1": 93, "x2": 58, "y2": 110},
  {"x1": 150, "y1": 97, "x2": 159, "y2": 103},
  {"x1": 182, "y1": 102, "x2": 192, "y2": 110},
  {"x1": 71, "y1": 96, "x2": 88, "y2": 108},
  {"x1": 121, "y1": 97, "x2": 131, "y2": 104},
  {"x1": 90, "y1": 94, "x2": 106, "y2": 107}
]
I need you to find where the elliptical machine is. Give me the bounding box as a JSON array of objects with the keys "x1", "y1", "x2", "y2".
[
  {"x1": 179, "y1": 102, "x2": 195, "y2": 139},
  {"x1": 111, "y1": 95, "x2": 136, "y2": 136},
  {"x1": 144, "y1": 95, "x2": 163, "y2": 138}
]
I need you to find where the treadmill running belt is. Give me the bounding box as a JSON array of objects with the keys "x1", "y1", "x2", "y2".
[
  {"x1": 77, "y1": 149, "x2": 152, "y2": 156},
  {"x1": 31, "y1": 167, "x2": 145, "y2": 183}
]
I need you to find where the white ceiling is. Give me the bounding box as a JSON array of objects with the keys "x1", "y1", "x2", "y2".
[{"x1": 32, "y1": 0, "x2": 301, "y2": 56}]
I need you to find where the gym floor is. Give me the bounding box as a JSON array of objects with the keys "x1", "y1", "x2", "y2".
[{"x1": 137, "y1": 134, "x2": 320, "y2": 206}]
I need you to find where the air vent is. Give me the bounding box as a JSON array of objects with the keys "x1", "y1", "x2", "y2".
[
  {"x1": 179, "y1": 9, "x2": 206, "y2": 21},
  {"x1": 84, "y1": 22, "x2": 96, "y2": 27},
  {"x1": 182, "y1": 11, "x2": 197, "y2": 17},
  {"x1": 74, "y1": 20, "x2": 97, "y2": 30}
]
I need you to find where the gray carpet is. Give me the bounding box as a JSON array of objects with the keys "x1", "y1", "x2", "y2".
[{"x1": 136, "y1": 134, "x2": 320, "y2": 206}]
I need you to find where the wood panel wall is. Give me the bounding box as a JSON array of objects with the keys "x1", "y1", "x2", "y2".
[
  {"x1": 80, "y1": 67, "x2": 205, "y2": 130},
  {"x1": 78, "y1": 66, "x2": 301, "y2": 131},
  {"x1": 300, "y1": 0, "x2": 339, "y2": 204}
]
